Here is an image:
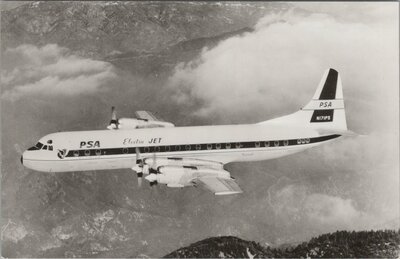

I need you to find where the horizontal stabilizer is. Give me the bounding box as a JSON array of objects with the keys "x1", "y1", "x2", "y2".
[{"x1": 317, "y1": 129, "x2": 364, "y2": 137}]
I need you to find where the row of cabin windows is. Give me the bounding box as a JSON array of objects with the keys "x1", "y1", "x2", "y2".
[{"x1": 69, "y1": 138, "x2": 311, "y2": 157}]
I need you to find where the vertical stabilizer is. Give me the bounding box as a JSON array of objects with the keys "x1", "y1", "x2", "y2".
[{"x1": 260, "y1": 68, "x2": 348, "y2": 131}]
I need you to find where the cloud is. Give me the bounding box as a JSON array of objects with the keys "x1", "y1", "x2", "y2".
[
  {"x1": 167, "y1": 4, "x2": 398, "y2": 130},
  {"x1": 268, "y1": 182, "x2": 381, "y2": 232},
  {"x1": 264, "y1": 130, "x2": 399, "y2": 233},
  {"x1": 1, "y1": 44, "x2": 117, "y2": 100},
  {"x1": 304, "y1": 194, "x2": 365, "y2": 226}
]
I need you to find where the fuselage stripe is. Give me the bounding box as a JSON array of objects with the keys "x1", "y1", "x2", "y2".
[{"x1": 64, "y1": 134, "x2": 340, "y2": 158}]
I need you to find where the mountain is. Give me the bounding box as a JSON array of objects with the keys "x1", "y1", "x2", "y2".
[
  {"x1": 164, "y1": 230, "x2": 400, "y2": 258},
  {"x1": 1, "y1": 1, "x2": 290, "y2": 76},
  {"x1": 1, "y1": 1, "x2": 289, "y2": 59}
]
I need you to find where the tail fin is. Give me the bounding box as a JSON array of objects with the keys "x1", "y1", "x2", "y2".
[{"x1": 260, "y1": 68, "x2": 348, "y2": 131}]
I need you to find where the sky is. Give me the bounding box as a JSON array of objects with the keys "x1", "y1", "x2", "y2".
[
  {"x1": 165, "y1": 1, "x2": 400, "y2": 235},
  {"x1": 1, "y1": 1, "x2": 399, "y2": 257}
]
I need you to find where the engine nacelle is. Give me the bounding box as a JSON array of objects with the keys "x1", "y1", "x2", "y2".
[
  {"x1": 153, "y1": 166, "x2": 187, "y2": 185},
  {"x1": 117, "y1": 118, "x2": 141, "y2": 129}
]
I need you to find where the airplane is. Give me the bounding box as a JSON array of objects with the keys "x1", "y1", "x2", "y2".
[{"x1": 21, "y1": 68, "x2": 354, "y2": 195}]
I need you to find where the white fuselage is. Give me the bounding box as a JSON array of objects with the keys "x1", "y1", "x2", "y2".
[{"x1": 22, "y1": 123, "x2": 340, "y2": 173}]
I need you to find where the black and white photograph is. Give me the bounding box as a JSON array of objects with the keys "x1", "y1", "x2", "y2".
[{"x1": 1, "y1": 1, "x2": 399, "y2": 258}]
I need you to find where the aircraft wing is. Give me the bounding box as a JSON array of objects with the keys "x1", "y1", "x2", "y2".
[
  {"x1": 142, "y1": 158, "x2": 242, "y2": 195},
  {"x1": 135, "y1": 110, "x2": 164, "y2": 122},
  {"x1": 134, "y1": 110, "x2": 175, "y2": 128},
  {"x1": 196, "y1": 176, "x2": 243, "y2": 195}
]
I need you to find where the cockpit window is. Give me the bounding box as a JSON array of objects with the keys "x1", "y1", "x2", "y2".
[
  {"x1": 27, "y1": 141, "x2": 54, "y2": 151},
  {"x1": 27, "y1": 142, "x2": 44, "y2": 151}
]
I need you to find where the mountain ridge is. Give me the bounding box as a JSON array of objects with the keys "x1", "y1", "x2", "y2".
[
  {"x1": 164, "y1": 230, "x2": 400, "y2": 258},
  {"x1": 1, "y1": 1, "x2": 289, "y2": 59}
]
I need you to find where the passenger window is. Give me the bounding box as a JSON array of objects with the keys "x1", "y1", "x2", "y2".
[
  {"x1": 73, "y1": 150, "x2": 79, "y2": 157},
  {"x1": 274, "y1": 141, "x2": 279, "y2": 147},
  {"x1": 236, "y1": 143, "x2": 242, "y2": 148},
  {"x1": 216, "y1": 143, "x2": 221, "y2": 149},
  {"x1": 96, "y1": 149, "x2": 102, "y2": 156},
  {"x1": 85, "y1": 150, "x2": 90, "y2": 156},
  {"x1": 155, "y1": 146, "x2": 160, "y2": 152},
  {"x1": 226, "y1": 143, "x2": 231, "y2": 149},
  {"x1": 185, "y1": 145, "x2": 191, "y2": 150},
  {"x1": 265, "y1": 141, "x2": 270, "y2": 147},
  {"x1": 306, "y1": 138, "x2": 310, "y2": 143},
  {"x1": 175, "y1": 145, "x2": 181, "y2": 151},
  {"x1": 283, "y1": 140, "x2": 289, "y2": 146},
  {"x1": 144, "y1": 147, "x2": 150, "y2": 153},
  {"x1": 165, "y1": 146, "x2": 171, "y2": 152},
  {"x1": 255, "y1": 142, "x2": 260, "y2": 148},
  {"x1": 207, "y1": 144, "x2": 212, "y2": 150},
  {"x1": 196, "y1": 144, "x2": 201, "y2": 150}
]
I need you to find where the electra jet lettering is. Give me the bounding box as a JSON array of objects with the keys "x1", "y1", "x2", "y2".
[{"x1": 21, "y1": 69, "x2": 354, "y2": 195}]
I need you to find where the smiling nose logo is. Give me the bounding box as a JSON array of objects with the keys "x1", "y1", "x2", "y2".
[{"x1": 57, "y1": 149, "x2": 66, "y2": 159}]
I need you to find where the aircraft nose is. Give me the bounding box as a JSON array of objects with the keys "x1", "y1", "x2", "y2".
[{"x1": 20, "y1": 154, "x2": 23, "y2": 165}]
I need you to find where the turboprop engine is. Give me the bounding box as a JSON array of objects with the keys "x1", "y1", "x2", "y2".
[
  {"x1": 117, "y1": 118, "x2": 143, "y2": 129},
  {"x1": 145, "y1": 166, "x2": 188, "y2": 187}
]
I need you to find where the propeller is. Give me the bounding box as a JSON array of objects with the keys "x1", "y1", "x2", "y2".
[
  {"x1": 145, "y1": 153, "x2": 159, "y2": 186},
  {"x1": 135, "y1": 147, "x2": 143, "y2": 187},
  {"x1": 135, "y1": 147, "x2": 149, "y2": 187},
  {"x1": 107, "y1": 106, "x2": 119, "y2": 129}
]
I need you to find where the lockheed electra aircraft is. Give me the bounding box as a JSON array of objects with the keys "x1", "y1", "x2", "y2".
[{"x1": 21, "y1": 69, "x2": 354, "y2": 195}]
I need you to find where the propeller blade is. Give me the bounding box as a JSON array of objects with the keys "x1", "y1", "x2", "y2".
[
  {"x1": 135, "y1": 147, "x2": 141, "y2": 164},
  {"x1": 112, "y1": 106, "x2": 119, "y2": 120},
  {"x1": 148, "y1": 152, "x2": 158, "y2": 174},
  {"x1": 108, "y1": 106, "x2": 119, "y2": 129},
  {"x1": 135, "y1": 147, "x2": 144, "y2": 187},
  {"x1": 143, "y1": 164, "x2": 149, "y2": 175},
  {"x1": 138, "y1": 176, "x2": 142, "y2": 187},
  {"x1": 152, "y1": 152, "x2": 157, "y2": 168}
]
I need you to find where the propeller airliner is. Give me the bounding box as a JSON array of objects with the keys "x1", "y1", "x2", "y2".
[{"x1": 21, "y1": 69, "x2": 353, "y2": 195}]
